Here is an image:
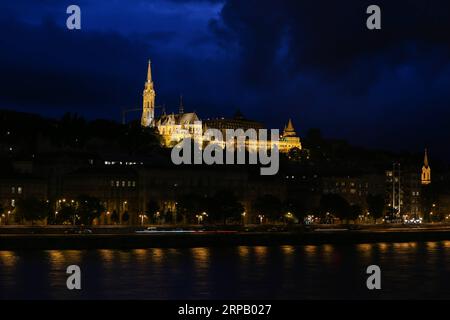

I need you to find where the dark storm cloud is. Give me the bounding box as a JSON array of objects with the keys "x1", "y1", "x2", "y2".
[
  {"x1": 212, "y1": 0, "x2": 450, "y2": 85},
  {"x1": 0, "y1": 14, "x2": 151, "y2": 117},
  {"x1": 0, "y1": 0, "x2": 227, "y2": 119},
  {"x1": 1, "y1": 0, "x2": 450, "y2": 158},
  {"x1": 208, "y1": 0, "x2": 450, "y2": 157}
]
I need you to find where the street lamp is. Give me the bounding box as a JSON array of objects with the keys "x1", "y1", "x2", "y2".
[{"x1": 258, "y1": 214, "x2": 264, "y2": 224}]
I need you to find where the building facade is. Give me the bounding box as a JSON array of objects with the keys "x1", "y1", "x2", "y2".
[{"x1": 140, "y1": 60, "x2": 301, "y2": 153}]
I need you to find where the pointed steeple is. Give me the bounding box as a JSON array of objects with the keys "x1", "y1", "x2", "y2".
[
  {"x1": 179, "y1": 95, "x2": 184, "y2": 114},
  {"x1": 283, "y1": 118, "x2": 296, "y2": 137},
  {"x1": 147, "y1": 59, "x2": 153, "y2": 83},
  {"x1": 142, "y1": 59, "x2": 156, "y2": 127},
  {"x1": 286, "y1": 118, "x2": 295, "y2": 131},
  {"x1": 421, "y1": 148, "x2": 431, "y2": 185},
  {"x1": 424, "y1": 148, "x2": 429, "y2": 168}
]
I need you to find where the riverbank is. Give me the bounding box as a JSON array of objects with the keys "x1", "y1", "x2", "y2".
[{"x1": 2, "y1": 228, "x2": 450, "y2": 249}]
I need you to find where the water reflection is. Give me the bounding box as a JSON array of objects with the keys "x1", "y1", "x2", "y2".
[
  {"x1": 0, "y1": 251, "x2": 18, "y2": 268},
  {"x1": 99, "y1": 249, "x2": 114, "y2": 261},
  {"x1": 377, "y1": 242, "x2": 389, "y2": 253},
  {"x1": 191, "y1": 247, "x2": 209, "y2": 269},
  {"x1": 253, "y1": 246, "x2": 268, "y2": 261},
  {"x1": 1, "y1": 242, "x2": 450, "y2": 299},
  {"x1": 304, "y1": 245, "x2": 317, "y2": 255},
  {"x1": 357, "y1": 244, "x2": 373, "y2": 260},
  {"x1": 151, "y1": 248, "x2": 164, "y2": 263},
  {"x1": 238, "y1": 246, "x2": 250, "y2": 259}
]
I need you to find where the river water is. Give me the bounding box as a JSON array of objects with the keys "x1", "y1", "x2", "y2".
[{"x1": 1, "y1": 241, "x2": 450, "y2": 299}]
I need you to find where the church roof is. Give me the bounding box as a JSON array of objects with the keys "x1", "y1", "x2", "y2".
[
  {"x1": 283, "y1": 119, "x2": 296, "y2": 136},
  {"x1": 424, "y1": 148, "x2": 430, "y2": 168},
  {"x1": 156, "y1": 112, "x2": 199, "y2": 126}
]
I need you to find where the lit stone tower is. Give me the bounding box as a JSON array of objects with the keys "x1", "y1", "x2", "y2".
[
  {"x1": 141, "y1": 59, "x2": 156, "y2": 127},
  {"x1": 421, "y1": 148, "x2": 431, "y2": 185},
  {"x1": 283, "y1": 119, "x2": 297, "y2": 137},
  {"x1": 279, "y1": 119, "x2": 302, "y2": 153}
]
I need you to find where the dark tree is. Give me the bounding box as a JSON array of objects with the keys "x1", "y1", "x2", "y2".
[
  {"x1": 111, "y1": 210, "x2": 120, "y2": 224},
  {"x1": 120, "y1": 122, "x2": 161, "y2": 155},
  {"x1": 284, "y1": 199, "x2": 307, "y2": 223},
  {"x1": 319, "y1": 194, "x2": 351, "y2": 222},
  {"x1": 366, "y1": 194, "x2": 385, "y2": 220},
  {"x1": 14, "y1": 197, "x2": 48, "y2": 225},
  {"x1": 56, "y1": 203, "x2": 77, "y2": 225},
  {"x1": 348, "y1": 204, "x2": 362, "y2": 222},
  {"x1": 122, "y1": 211, "x2": 130, "y2": 223},
  {"x1": 75, "y1": 195, "x2": 105, "y2": 225},
  {"x1": 177, "y1": 194, "x2": 207, "y2": 224},
  {"x1": 207, "y1": 191, "x2": 244, "y2": 225},
  {"x1": 145, "y1": 200, "x2": 160, "y2": 223},
  {"x1": 287, "y1": 147, "x2": 302, "y2": 161},
  {"x1": 0, "y1": 203, "x2": 4, "y2": 224},
  {"x1": 56, "y1": 112, "x2": 87, "y2": 148},
  {"x1": 253, "y1": 194, "x2": 283, "y2": 223}
]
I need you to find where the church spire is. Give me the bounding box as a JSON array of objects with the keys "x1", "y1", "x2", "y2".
[
  {"x1": 283, "y1": 118, "x2": 296, "y2": 137},
  {"x1": 147, "y1": 59, "x2": 153, "y2": 83},
  {"x1": 141, "y1": 59, "x2": 156, "y2": 127},
  {"x1": 179, "y1": 95, "x2": 184, "y2": 114},
  {"x1": 424, "y1": 148, "x2": 429, "y2": 167},
  {"x1": 421, "y1": 148, "x2": 431, "y2": 185}
]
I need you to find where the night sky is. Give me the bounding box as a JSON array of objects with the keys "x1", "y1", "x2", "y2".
[{"x1": 1, "y1": 1, "x2": 450, "y2": 159}]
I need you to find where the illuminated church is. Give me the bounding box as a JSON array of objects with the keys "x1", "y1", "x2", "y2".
[
  {"x1": 140, "y1": 60, "x2": 301, "y2": 153},
  {"x1": 421, "y1": 148, "x2": 431, "y2": 185}
]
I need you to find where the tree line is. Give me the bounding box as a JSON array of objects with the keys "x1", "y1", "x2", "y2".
[{"x1": 0, "y1": 191, "x2": 387, "y2": 226}]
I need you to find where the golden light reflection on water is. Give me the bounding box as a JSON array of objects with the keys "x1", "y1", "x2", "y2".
[
  {"x1": 238, "y1": 246, "x2": 250, "y2": 259},
  {"x1": 99, "y1": 249, "x2": 114, "y2": 261},
  {"x1": 357, "y1": 244, "x2": 372, "y2": 252},
  {"x1": 321, "y1": 244, "x2": 335, "y2": 264},
  {"x1": 191, "y1": 247, "x2": 210, "y2": 270},
  {"x1": 151, "y1": 248, "x2": 164, "y2": 264},
  {"x1": 441, "y1": 241, "x2": 450, "y2": 248},
  {"x1": 0, "y1": 251, "x2": 18, "y2": 268},
  {"x1": 133, "y1": 249, "x2": 148, "y2": 262},
  {"x1": 377, "y1": 242, "x2": 389, "y2": 253},
  {"x1": 46, "y1": 250, "x2": 84, "y2": 269},
  {"x1": 393, "y1": 242, "x2": 418, "y2": 250},
  {"x1": 118, "y1": 250, "x2": 132, "y2": 263},
  {"x1": 304, "y1": 245, "x2": 317, "y2": 255},
  {"x1": 191, "y1": 248, "x2": 210, "y2": 261},
  {"x1": 281, "y1": 245, "x2": 295, "y2": 266},
  {"x1": 253, "y1": 246, "x2": 268, "y2": 261},
  {"x1": 357, "y1": 244, "x2": 374, "y2": 258},
  {"x1": 323, "y1": 244, "x2": 334, "y2": 254},
  {"x1": 47, "y1": 250, "x2": 66, "y2": 268},
  {"x1": 282, "y1": 245, "x2": 295, "y2": 255},
  {"x1": 427, "y1": 242, "x2": 438, "y2": 250}
]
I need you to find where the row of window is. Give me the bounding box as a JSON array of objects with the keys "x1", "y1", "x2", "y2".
[
  {"x1": 325, "y1": 188, "x2": 367, "y2": 195},
  {"x1": 11, "y1": 186, "x2": 22, "y2": 194},
  {"x1": 111, "y1": 180, "x2": 136, "y2": 188},
  {"x1": 332, "y1": 182, "x2": 369, "y2": 188},
  {"x1": 105, "y1": 161, "x2": 143, "y2": 166}
]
